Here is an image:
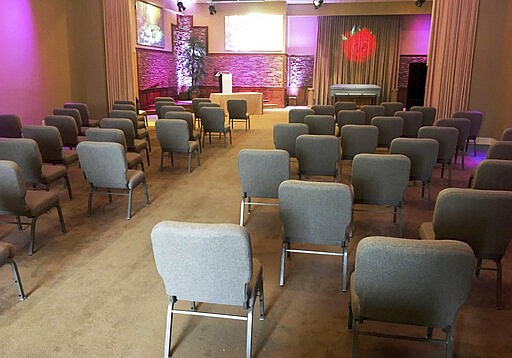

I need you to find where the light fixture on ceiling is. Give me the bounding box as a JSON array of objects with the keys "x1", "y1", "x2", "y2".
[
  {"x1": 177, "y1": 1, "x2": 186, "y2": 12},
  {"x1": 313, "y1": 0, "x2": 323, "y2": 10},
  {"x1": 208, "y1": 2, "x2": 216, "y2": 15},
  {"x1": 415, "y1": 0, "x2": 425, "y2": 7}
]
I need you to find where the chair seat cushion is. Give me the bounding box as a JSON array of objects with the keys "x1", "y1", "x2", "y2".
[
  {"x1": 126, "y1": 169, "x2": 145, "y2": 189},
  {"x1": 192, "y1": 129, "x2": 201, "y2": 141},
  {"x1": 137, "y1": 128, "x2": 148, "y2": 139},
  {"x1": 126, "y1": 152, "x2": 142, "y2": 169},
  {"x1": 0, "y1": 242, "x2": 14, "y2": 262},
  {"x1": 131, "y1": 139, "x2": 147, "y2": 152},
  {"x1": 87, "y1": 119, "x2": 100, "y2": 127},
  {"x1": 188, "y1": 141, "x2": 199, "y2": 152},
  {"x1": 61, "y1": 149, "x2": 78, "y2": 166},
  {"x1": 41, "y1": 164, "x2": 67, "y2": 184},
  {"x1": 419, "y1": 222, "x2": 435, "y2": 240},
  {"x1": 137, "y1": 121, "x2": 145, "y2": 129},
  {"x1": 25, "y1": 190, "x2": 59, "y2": 217}
]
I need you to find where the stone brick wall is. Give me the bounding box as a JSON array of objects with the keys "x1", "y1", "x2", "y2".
[
  {"x1": 398, "y1": 55, "x2": 427, "y2": 89},
  {"x1": 287, "y1": 55, "x2": 314, "y2": 88},
  {"x1": 136, "y1": 48, "x2": 176, "y2": 90}
]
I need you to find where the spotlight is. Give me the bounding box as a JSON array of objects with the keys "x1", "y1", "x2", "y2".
[
  {"x1": 415, "y1": 0, "x2": 425, "y2": 7},
  {"x1": 313, "y1": 0, "x2": 323, "y2": 10},
  {"x1": 177, "y1": 1, "x2": 186, "y2": 12},
  {"x1": 208, "y1": 2, "x2": 216, "y2": 15}
]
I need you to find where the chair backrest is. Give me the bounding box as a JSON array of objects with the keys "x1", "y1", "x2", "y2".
[
  {"x1": 273, "y1": 123, "x2": 309, "y2": 157},
  {"x1": 452, "y1": 111, "x2": 483, "y2": 139},
  {"x1": 155, "y1": 119, "x2": 190, "y2": 152},
  {"x1": 22, "y1": 125, "x2": 64, "y2": 163},
  {"x1": 227, "y1": 99, "x2": 248, "y2": 119},
  {"x1": 113, "y1": 100, "x2": 136, "y2": 106},
  {"x1": 334, "y1": 101, "x2": 357, "y2": 114},
  {"x1": 0, "y1": 160, "x2": 28, "y2": 215},
  {"x1": 278, "y1": 180, "x2": 352, "y2": 245},
  {"x1": 164, "y1": 111, "x2": 195, "y2": 140},
  {"x1": 410, "y1": 106, "x2": 436, "y2": 126},
  {"x1": 394, "y1": 110, "x2": 423, "y2": 137},
  {"x1": 371, "y1": 116, "x2": 404, "y2": 148},
  {"x1": 432, "y1": 188, "x2": 512, "y2": 259},
  {"x1": 192, "y1": 98, "x2": 211, "y2": 117},
  {"x1": 340, "y1": 125, "x2": 378, "y2": 160},
  {"x1": 472, "y1": 159, "x2": 512, "y2": 191},
  {"x1": 304, "y1": 114, "x2": 335, "y2": 135},
  {"x1": 418, "y1": 126, "x2": 458, "y2": 164},
  {"x1": 201, "y1": 107, "x2": 225, "y2": 132},
  {"x1": 86, "y1": 127, "x2": 128, "y2": 151},
  {"x1": 151, "y1": 220, "x2": 253, "y2": 307},
  {"x1": 238, "y1": 149, "x2": 290, "y2": 199},
  {"x1": 381, "y1": 101, "x2": 404, "y2": 116},
  {"x1": 0, "y1": 114, "x2": 22, "y2": 138},
  {"x1": 296, "y1": 134, "x2": 340, "y2": 177},
  {"x1": 54, "y1": 107, "x2": 82, "y2": 129},
  {"x1": 64, "y1": 102, "x2": 92, "y2": 126},
  {"x1": 112, "y1": 103, "x2": 136, "y2": 112},
  {"x1": 100, "y1": 118, "x2": 136, "y2": 148},
  {"x1": 337, "y1": 110, "x2": 366, "y2": 128},
  {"x1": 311, "y1": 105, "x2": 335, "y2": 116},
  {"x1": 161, "y1": 105, "x2": 185, "y2": 117},
  {"x1": 154, "y1": 97, "x2": 174, "y2": 103},
  {"x1": 353, "y1": 236, "x2": 474, "y2": 327},
  {"x1": 352, "y1": 153, "x2": 411, "y2": 206},
  {"x1": 197, "y1": 102, "x2": 221, "y2": 119},
  {"x1": 486, "y1": 141, "x2": 512, "y2": 160},
  {"x1": 43, "y1": 115, "x2": 80, "y2": 148},
  {"x1": 109, "y1": 110, "x2": 138, "y2": 131},
  {"x1": 0, "y1": 138, "x2": 43, "y2": 185},
  {"x1": 360, "y1": 105, "x2": 385, "y2": 124},
  {"x1": 76, "y1": 141, "x2": 128, "y2": 188},
  {"x1": 155, "y1": 101, "x2": 177, "y2": 118},
  {"x1": 389, "y1": 137, "x2": 439, "y2": 181},
  {"x1": 288, "y1": 108, "x2": 314, "y2": 123},
  {"x1": 502, "y1": 128, "x2": 512, "y2": 141},
  {"x1": 436, "y1": 118, "x2": 471, "y2": 148}
]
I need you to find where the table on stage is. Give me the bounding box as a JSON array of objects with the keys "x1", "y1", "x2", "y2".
[
  {"x1": 330, "y1": 84, "x2": 381, "y2": 104},
  {"x1": 209, "y1": 92, "x2": 263, "y2": 115}
]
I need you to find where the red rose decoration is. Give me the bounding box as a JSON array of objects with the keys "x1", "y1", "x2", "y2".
[{"x1": 342, "y1": 27, "x2": 377, "y2": 63}]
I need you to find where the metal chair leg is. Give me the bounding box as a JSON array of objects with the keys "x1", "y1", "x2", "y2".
[
  {"x1": 16, "y1": 216, "x2": 22, "y2": 231},
  {"x1": 496, "y1": 259, "x2": 503, "y2": 310},
  {"x1": 164, "y1": 298, "x2": 175, "y2": 358},
  {"x1": 342, "y1": 243, "x2": 348, "y2": 292},
  {"x1": 279, "y1": 241, "x2": 286, "y2": 286},
  {"x1": 145, "y1": 148, "x2": 151, "y2": 166},
  {"x1": 7, "y1": 258, "x2": 25, "y2": 301},
  {"x1": 56, "y1": 204, "x2": 66, "y2": 233},
  {"x1": 64, "y1": 174, "x2": 73, "y2": 200},
  {"x1": 187, "y1": 152, "x2": 191, "y2": 173},
  {"x1": 160, "y1": 151, "x2": 164, "y2": 171},
  {"x1": 28, "y1": 217, "x2": 37, "y2": 256},
  {"x1": 87, "y1": 184, "x2": 94, "y2": 217},
  {"x1": 245, "y1": 304, "x2": 254, "y2": 358},
  {"x1": 143, "y1": 181, "x2": 150, "y2": 207},
  {"x1": 240, "y1": 197, "x2": 246, "y2": 226},
  {"x1": 127, "y1": 189, "x2": 133, "y2": 220},
  {"x1": 444, "y1": 327, "x2": 453, "y2": 358}
]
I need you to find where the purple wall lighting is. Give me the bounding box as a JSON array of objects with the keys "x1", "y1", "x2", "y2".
[{"x1": 400, "y1": 14, "x2": 431, "y2": 55}]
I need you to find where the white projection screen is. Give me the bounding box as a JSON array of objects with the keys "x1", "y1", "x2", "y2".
[{"x1": 225, "y1": 14, "x2": 284, "y2": 52}]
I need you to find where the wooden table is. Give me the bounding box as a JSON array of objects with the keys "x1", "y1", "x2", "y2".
[{"x1": 209, "y1": 92, "x2": 263, "y2": 115}]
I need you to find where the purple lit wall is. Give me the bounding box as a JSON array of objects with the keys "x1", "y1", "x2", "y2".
[
  {"x1": 286, "y1": 16, "x2": 317, "y2": 55},
  {"x1": 400, "y1": 15, "x2": 431, "y2": 55}
]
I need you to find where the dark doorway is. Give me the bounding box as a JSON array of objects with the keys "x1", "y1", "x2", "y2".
[{"x1": 406, "y1": 62, "x2": 427, "y2": 110}]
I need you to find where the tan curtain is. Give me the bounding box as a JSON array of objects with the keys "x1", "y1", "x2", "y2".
[
  {"x1": 425, "y1": 0, "x2": 479, "y2": 118},
  {"x1": 102, "y1": 0, "x2": 137, "y2": 105},
  {"x1": 314, "y1": 16, "x2": 400, "y2": 105}
]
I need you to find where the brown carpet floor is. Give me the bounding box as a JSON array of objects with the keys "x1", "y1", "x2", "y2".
[{"x1": 0, "y1": 110, "x2": 511, "y2": 357}]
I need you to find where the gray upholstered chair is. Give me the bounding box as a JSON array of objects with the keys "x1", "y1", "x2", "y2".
[
  {"x1": 273, "y1": 123, "x2": 309, "y2": 158},
  {"x1": 85, "y1": 127, "x2": 143, "y2": 171},
  {"x1": 109, "y1": 109, "x2": 151, "y2": 151},
  {"x1": 0, "y1": 160, "x2": 66, "y2": 255},
  {"x1": 160, "y1": 105, "x2": 185, "y2": 116},
  {"x1": 418, "y1": 126, "x2": 458, "y2": 186},
  {"x1": 227, "y1": 99, "x2": 250, "y2": 130},
  {"x1": 64, "y1": 102, "x2": 100, "y2": 127},
  {"x1": 22, "y1": 125, "x2": 79, "y2": 169},
  {"x1": 311, "y1": 104, "x2": 335, "y2": 116},
  {"x1": 155, "y1": 119, "x2": 200, "y2": 173},
  {"x1": 155, "y1": 101, "x2": 176, "y2": 119},
  {"x1": 0, "y1": 138, "x2": 73, "y2": 200},
  {"x1": 296, "y1": 134, "x2": 340, "y2": 181},
  {"x1": 360, "y1": 105, "x2": 385, "y2": 124},
  {"x1": 150, "y1": 220, "x2": 264, "y2": 358},
  {"x1": 197, "y1": 101, "x2": 221, "y2": 122},
  {"x1": 76, "y1": 141, "x2": 149, "y2": 219},
  {"x1": 337, "y1": 110, "x2": 366, "y2": 130},
  {"x1": 154, "y1": 96, "x2": 174, "y2": 103},
  {"x1": 390, "y1": 137, "x2": 439, "y2": 200},
  {"x1": 237, "y1": 149, "x2": 290, "y2": 226},
  {"x1": 381, "y1": 101, "x2": 404, "y2": 116},
  {"x1": 44, "y1": 115, "x2": 86, "y2": 149},
  {"x1": 0, "y1": 241, "x2": 25, "y2": 300},
  {"x1": 192, "y1": 98, "x2": 213, "y2": 126},
  {"x1": 200, "y1": 107, "x2": 231, "y2": 148},
  {"x1": 340, "y1": 125, "x2": 378, "y2": 161},
  {"x1": 395, "y1": 110, "x2": 422, "y2": 137},
  {"x1": 334, "y1": 101, "x2": 357, "y2": 114},
  {"x1": 436, "y1": 118, "x2": 471, "y2": 169},
  {"x1": 304, "y1": 114, "x2": 335, "y2": 135},
  {"x1": 0, "y1": 114, "x2": 22, "y2": 138},
  {"x1": 419, "y1": 188, "x2": 512, "y2": 309},
  {"x1": 467, "y1": 141, "x2": 512, "y2": 187},
  {"x1": 100, "y1": 117, "x2": 150, "y2": 165},
  {"x1": 471, "y1": 159, "x2": 512, "y2": 191},
  {"x1": 53, "y1": 107, "x2": 86, "y2": 135},
  {"x1": 349, "y1": 236, "x2": 474, "y2": 358},
  {"x1": 502, "y1": 128, "x2": 512, "y2": 141},
  {"x1": 411, "y1": 105, "x2": 436, "y2": 126},
  {"x1": 113, "y1": 100, "x2": 136, "y2": 106},
  {"x1": 352, "y1": 154, "x2": 411, "y2": 236},
  {"x1": 278, "y1": 180, "x2": 353, "y2": 291},
  {"x1": 164, "y1": 111, "x2": 201, "y2": 150},
  {"x1": 371, "y1": 116, "x2": 404, "y2": 149},
  {"x1": 111, "y1": 103, "x2": 146, "y2": 128},
  {"x1": 288, "y1": 108, "x2": 314, "y2": 123},
  {"x1": 452, "y1": 110, "x2": 483, "y2": 156}
]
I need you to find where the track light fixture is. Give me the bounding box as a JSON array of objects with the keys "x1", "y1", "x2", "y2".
[
  {"x1": 313, "y1": 0, "x2": 323, "y2": 10},
  {"x1": 415, "y1": 0, "x2": 425, "y2": 7},
  {"x1": 177, "y1": 1, "x2": 186, "y2": 12},
  {"x1": 208, "y1": 2, "x2": 216, "y2": 15}
]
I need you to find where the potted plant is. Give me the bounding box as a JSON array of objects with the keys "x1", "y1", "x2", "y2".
[{"x1": 185, "y1": 36, "x2": 206, "y2": 99}]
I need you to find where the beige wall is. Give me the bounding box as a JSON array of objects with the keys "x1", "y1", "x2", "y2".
[{"x1": 470, "y1": 0, "x2": 512, "y2": 139}]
